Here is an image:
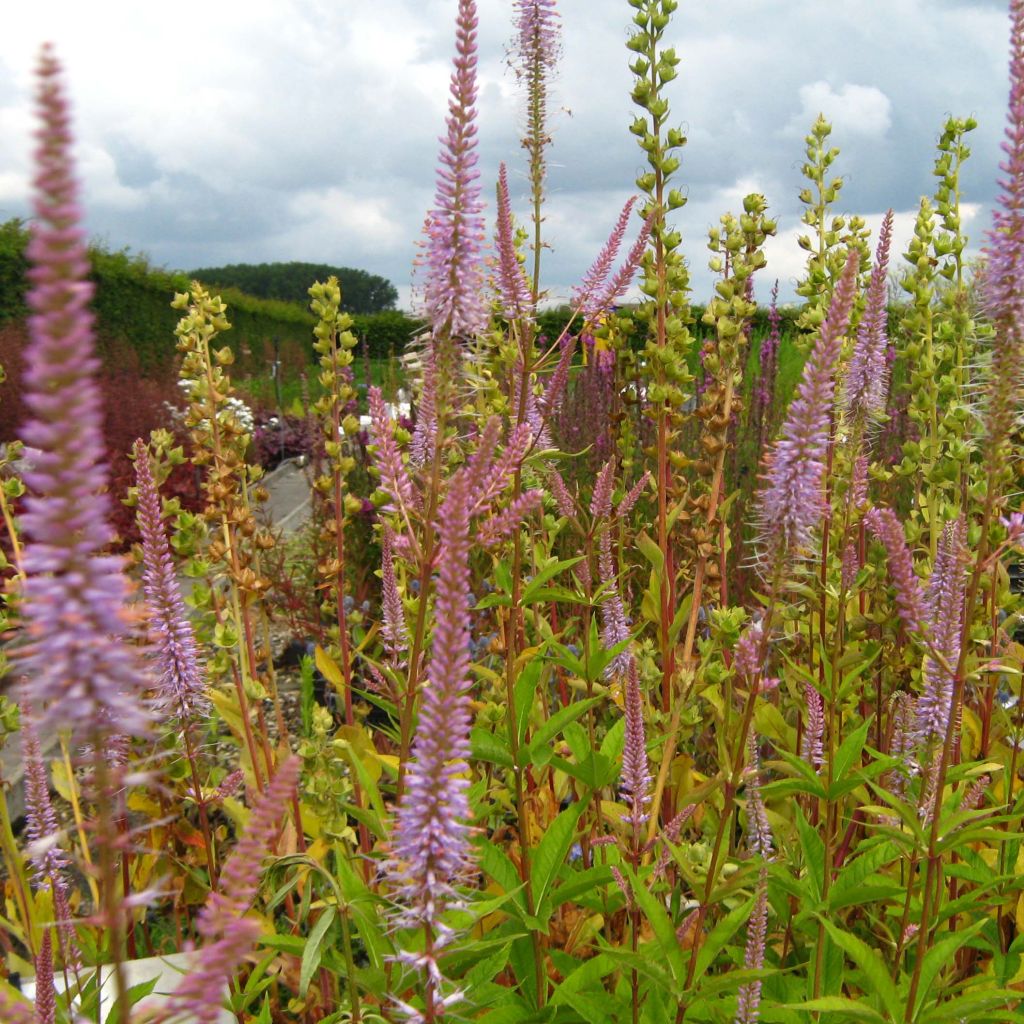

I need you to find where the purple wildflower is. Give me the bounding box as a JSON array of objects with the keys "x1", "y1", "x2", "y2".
[
  {"x1": 548, "y1": 467, "x2": 576, "y2": 519},
  {"x1": 745, "y1": 734, "x2": 774, "y2": 861},
  {"x1": 134, "y1": 440, "x2": 208, "y2": 722},
  {"x1": 514, "y1": 0, "x2": 561, "y2": 75},
  {"x1": 961, "y1": 774, "x2": 990, "y2": 811},
  {"x1": 620, "y1": 657, "x2": 651, "y2": 837},
  {"x1": 916, "y1": 517, "x2": 967, "y2": 742},
  {"x1": 391, "y1": 469, "x2": 475, "y2": 1007},
  {"x1": 168, "y1": 757, "x2": 299, "y2": 1024},
  {"x1": 865, "y1": 507, "x2": 930, "y2": 638},
  {"x1": 845, "y1": 210, "x2": 894, "y2": 427},
  {"x1": 17, "y1": 47, "x2": 149, "y2": 741},
  {"x1": 588, "y1": 212, "x2": 656, "y2": 322},
  {"x1": 734, "y1": 620, "x2": 763, "y2": 680},
  {"x1": 802, "y1": 683, "x2": 825, "y2": 770},
  {"x1": 590, "y1": 456, "x2": 616, "y2": 519},
  {"x1": 539, "y1": 334, "x2": 576, "y2": 419},
  {"x1": 494, "y1": 163, "x2": 532, "y2": 320},
  {"x1": 34, "y1": 930, "x2": 55, "y2": 1024},
  {"x1": 476, "y1": 490, "x2": 545, "y2": 548},
  {"x1": 410, "y1": 349, "x2": 438, "y2": 469},
  {"x1": 755, "y1": 281, "x2": 781, "y2": 425},
  {"x1": 421, "y1": 0, "x2": 488, "y2": 340},
  {"x1": 616, "y1": 472, "x2": 649, "y2": 519},
  {"x1": 572, "y1": 199, "x2": 636, "y2": 320},
  {"x1": 840, "y1": 540, "x2": 860, "y2": 593},
  {"x1": 984, "y1": 0, "x2": 1024, "y2": 334},
  {"x1": 369, "y1": 387, "x2": 418, "y2": 517},
  {"x1": 734, "y1": 867, "x2": 769, "y2": 1024},
  {"x1": 381, "y1": 527, "x2": 408, "y2": 664},
  {"x1": 755, "y1": 249, "x2": 859, "y2": 572}
]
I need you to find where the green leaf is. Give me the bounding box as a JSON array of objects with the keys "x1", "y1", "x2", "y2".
[
  {"x1": 832, "y1": 718, "x2": 871, "y2": 785},
  {"x1": 625, "y1": 866, "x2": 686, "y2": 988},
  {"x1": 473, "y1": 727, "x2": 513, "y2": 768},
  {"x1": 300, "y1": 907, "x2": 336, "y2": 997},
  {"x1": 795, "y1": 806, "x2": 825, "y2": 902},
  {"x1": 515, "y1": 660, "x2": 544, "y2": 746},
  {"x1": 529, "y1": 698, "x2": 602, "y2": 755},
  {"x1": 781, "y1": 996, "x2": 885, "y2": 1021},
  {"x1": 105, "y1": 978, "x2": 160, "y2": 1024},
  {"x1": 601, "y1": 716, "x2": 625, "y2": 764},
  {"x1": 523, "y1": 558, "x2": 583, "y2": 605},
  {"x1": 692, "y1": 896, "x2": 754, "y2": 985},
  {"x1": 819, "y1": 918, "x2": 901, "y2": 1021},
  {"x1": 479, "y1": 838, "x2": 527, "y2": 911},
  {"x1": 532, "y1": 801, "x2": 586, "y2": 916},
  {"x1": 912, "y1": 920, "x2": 987, "y2": 1019}
]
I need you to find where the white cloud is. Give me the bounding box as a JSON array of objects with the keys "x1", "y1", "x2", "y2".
[{"x1": 787, "y1": 81, "x2": 893, "y2": 138}]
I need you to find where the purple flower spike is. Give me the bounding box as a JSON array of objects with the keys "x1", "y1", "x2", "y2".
[
  {"x1": 734, "y1": 867, "x2": 769, "y2": 1024},
  {"x1": 34, "y1": 930, "x2": 55, "y2": 1024},
  {"x1": 865, "y1": 506, "x2": 930, "y2": 638},
  {"x1": 391, "y1": 469, "x2": 475, "y2": 1003},
  {"x1": 169, "y1": 757, "x2": 300, "y2": 1024},
  {"x1": 620, "y1": 657, "x2": 651, "y2": 836},
  {"x1": 134, "y1": 440, "x2": 208, "y2": 722},
  {"x1": 422, "y1": 0, "x2": 488, "y2": 341},
  {"x1": 754, "y1": 281, "x2": 781, "y2": 423},
  {"x1": 573, "y1": 199, "x2": 636, "y2": 320},
  {"x1": 801, "y1": 683, "x2": 825, "y2": 770},
  {"x1": 495, "y1": 163, "x2": 532, "y2": 320},
  {"x1": 18, "y1": 47, "x2": 148, "y2": 741},
  {"x1": 984, "y1": 0, "x2": 1024, "y2": 334},
  {"x1": 514, "y1": 0, "x2": 561, "y2": 74},
  {"x1": 369, "y1": 387, "x2": 418, "y2": 516},
  {"x1": 845, "y1": 210, "x2": 894, "y2": 427},
  {"x1": 916, "y1": 517, "x2": 967, "y2": 742},
  {"x1": 755, "y1": 249, "x2": 860, "y2": 572},
  {"x1": 745, "y1": 734, "x2": 774, "y2": 861},
  {"x1": 381, "y1": 527, "x2": 408, "y2": 664}
]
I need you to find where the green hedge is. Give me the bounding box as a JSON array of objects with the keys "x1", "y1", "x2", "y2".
[{"x1": 2, "y1": 217, "x2": 811, "y2": 379}]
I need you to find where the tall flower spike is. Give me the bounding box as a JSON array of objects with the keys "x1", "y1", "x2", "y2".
[
  {"x1": 572, "y1": 198, "x2": 636, "y2": 320},
  {"x1": 802, "y1": 683, "x2": 825, "y2": 770},
  {"x1": 620, "y1": 657, "x2": 651, "y2": 836},
  {"x1": 167, "y1": 757, "x2": 300, "y2": 1024},
  {"x1": 422, "y1": 0, "x2": 488, "y2": 341},
  {"x1": 495, "y1": 163, "x2": 532, "y2": 320},
  {"x1": 745, "y1": 734, "x2": 774, "y2": 861},
  {"x1": 381, "y1": 527, "x2": 408, "y2": 664},
  {"x1": 134, "y1": 440, "x2": 208, "y2": 722},
  {"x1": 984, "y1": 0, "x2": 1024, "y2": 335},
  {"x1": 755, "y1": 280, "x2": 781, "y2": 423},
  {"x1": 864, "y1": 506, "x2": 931, "y2": 638},
  {"x1": 34, "y1": 930, "x2": 55, "y2": 1024},
  {"x1": 391, "y1": 468, "x2": 475, "y2": 1014},
  {"x1": 369, "y1": 386, "x2": 418, "y2": 517},
  {"x1": 734, "y1": 867, "x2": 769, "y2": 1024},
  {"x1": 589, "y1": 212, "x2": 656, "y2": 320},
  {"x1": 755, "y1": 249, "x2": 859, "y2": 573},
  {"x1": 410, "y1": 348, "x2": 438, "y2": 469},
  {"x1": 18, "y1": 46, "x2": 149, "y2": 741},
  {"x1": 916, "y1": 517, "x2": 967, "y2": 742},
  {"x1": 844, "y1": 210, "x2": 894, "y2": 427}
]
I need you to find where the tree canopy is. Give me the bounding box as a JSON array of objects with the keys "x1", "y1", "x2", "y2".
[{"x1": 188, "y1": 261, "x2": 398, "y2": 314}]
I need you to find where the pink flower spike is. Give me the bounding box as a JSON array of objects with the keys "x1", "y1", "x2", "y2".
[
  {"x1": 572, "y1": 198, "x2": 636, "y2": 320},
  {"x1": 421, "y1": 0, "x2": 488, "y2": 340},
  {"x1": 865, "y1": 506, "x2": 930, "y2": 639},
  {"x1": 495, "y1": 163, "x2": 532, "y2": 320},
  {"x1": 134, "y1": 440, "x2": 208, "y2": 722},
  {"x1": 368, "y1": 386, "x2": 418, "y2": 516},
  {"x1": 18, "y1": 46, "x2": 149, "y2": 742},
  {"x1": 845, "y1": 210, "x2": 894, "y2": 427},
  {"x1": 620, "y1": 657, "x2": 651, "y2": 836},
  {"x1": 755, "y1": 249, "x2": 860, "y2": 572}
]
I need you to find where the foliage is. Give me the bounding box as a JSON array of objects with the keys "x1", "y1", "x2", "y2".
[
  {"x1": 189, "y1": 261, "x2": 399, "y2": 314},
  {"x1": 3, "y1": 5, "x2": 1024, "y2": 1024}
]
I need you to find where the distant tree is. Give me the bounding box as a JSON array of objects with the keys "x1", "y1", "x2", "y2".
[{"x1": 188, "y1": 261, "x2": 398, "y2": 314}]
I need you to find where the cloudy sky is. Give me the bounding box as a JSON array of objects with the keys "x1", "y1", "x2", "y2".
[{"x1": 0, "y1": 0, "x2": 1014, "y2": 311}]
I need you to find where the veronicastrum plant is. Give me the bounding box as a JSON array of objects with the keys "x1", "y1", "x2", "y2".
[{"x1": 2, "y1": 2, "x2": 1024, "y2": 1024}]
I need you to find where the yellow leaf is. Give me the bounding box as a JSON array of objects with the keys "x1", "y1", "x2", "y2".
[{"x1": 315, "y1": 645, "x2": 344, "y2": 693}]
